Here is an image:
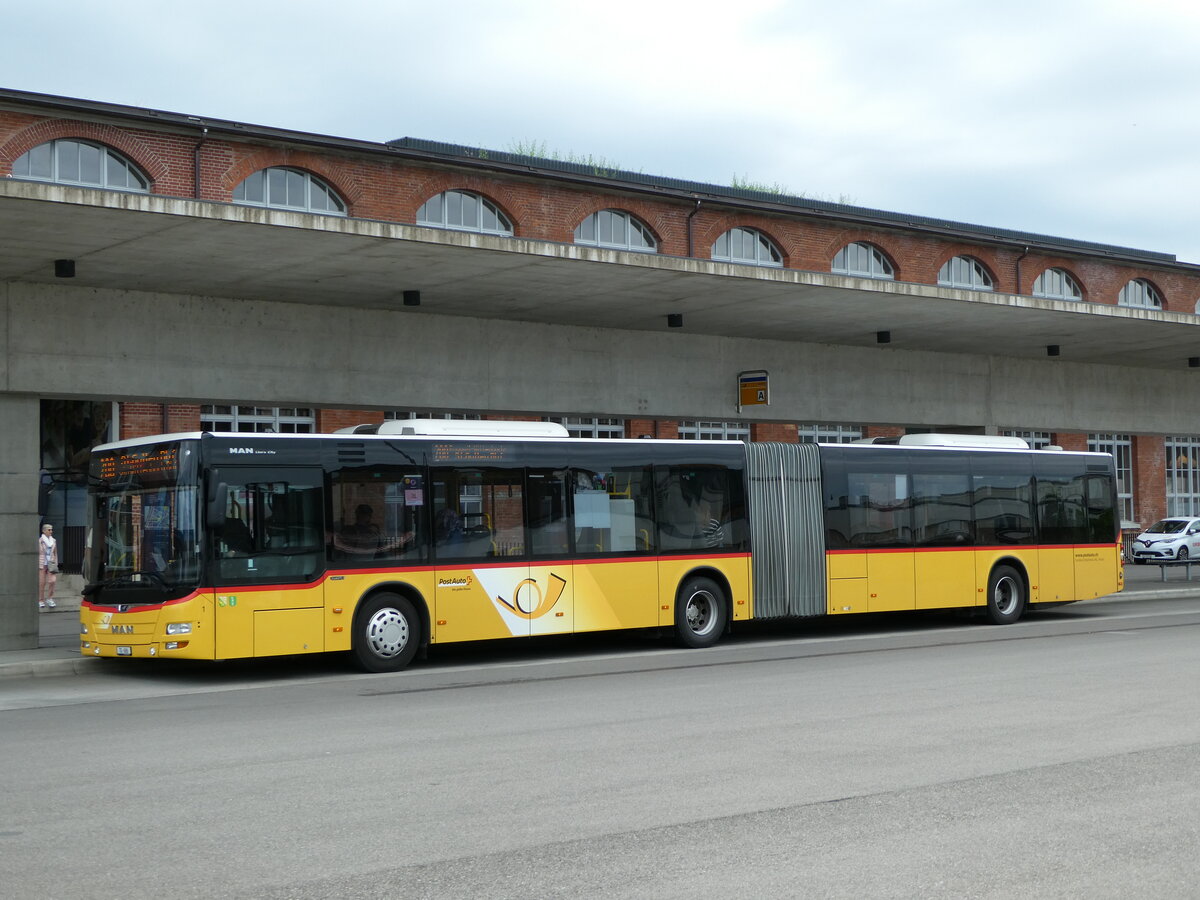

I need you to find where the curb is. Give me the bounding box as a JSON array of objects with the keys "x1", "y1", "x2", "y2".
[
  {"x1": 3, "y1": 588, "x2": 1197, "y2": 681},
  {"x1": 0, "y1": 656, "x2": 100, "y2": 680}
]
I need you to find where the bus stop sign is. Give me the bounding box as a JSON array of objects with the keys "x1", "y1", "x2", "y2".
[{"x1": 738, "y1": 370, "x2": 769, "y2": 410}]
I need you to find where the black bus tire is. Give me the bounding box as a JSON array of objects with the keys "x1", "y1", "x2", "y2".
[
  {"x1": 674, "y1": 576, "x2": 727, "y2": 648},
  {"x1": 352, "y1": 593, "x2": 420, "y2": 672},
  {"x1": 985, "y1": 565, "x2": 1025, "y2": 625}
]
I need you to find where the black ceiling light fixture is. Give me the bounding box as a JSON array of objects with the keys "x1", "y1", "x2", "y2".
[
  {"x1": 402, "y1": 290, "x2": 421, "y2": 307},
  {"x1": 54, "y1": 259, "x2": 75, "y2": 278},
  {"x1": 667, "y1": 313, "x2": 683, "y2": 328}
]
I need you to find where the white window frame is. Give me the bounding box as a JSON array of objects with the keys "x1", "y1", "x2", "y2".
[
  {"x1": 711, "y1": 227, "x2": 783, "y2": 267},
  {"x1": 385, "y1": 411, "x2": 481, "y2": 421},
  {"x1": 544, "y1": 416, "x2": 625, "y2": 438},
  {"x1": 1001, "y1": 430, "x2": 1054, "y2": 450},
  {"x1": 1089, "y1": 433, "x2": 1134, "y2": 523},
  {"x1": 574, "y1": 210, "x2": 657, "y2": 252},
  {"x1": 416, "y1": 190, "x2": 513, "y2": 235},
  {"x1": 11, "y1": 138, "x2": 149, "y2": 192},
  {"x1": 1165, "y1": 436, "x2": 1200, "y2": 517},
  {"x1": 678, "y1": 420, "x2": 749, "y2": 441},
  {"x1": 938, "y1": 256, "x2": 993, "y2": 290},
  {"x1": 1118, "y1": 279, "x2": 1163, "y2": 310},
  {"x1": 233, "y1": 167, "x2": 346, "y2": 216},
  {"x1": 1032, "y1": 268, "x2": 1082, "y2": 301},
  {"x1": 832, "y1": 242, "x2": 894, "y2": 279},
  {"x1": 200, "y1": 405, "x2": 315, "y2": 433},
  {"x1": 797, "y1": 424, "x2": 862, "y2": 443}
]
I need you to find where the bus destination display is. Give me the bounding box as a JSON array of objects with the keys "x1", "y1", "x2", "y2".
[{"x1": 98, "y1": 446, "x2": 180, "y2": 481}]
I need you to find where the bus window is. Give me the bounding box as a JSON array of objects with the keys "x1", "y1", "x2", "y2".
[
  {"x1": 1085, "y1": 473, "x2": 1118, "y2": 543},
  {"x1": 528, "y1": 469, "x2": 571, "y2": 556},
  {"x1": 972, "y1": 454, "x2": 1035, "y2": 546},
  {"x1": 910, "y1": 455, "x2": 973, "y2": 546},
  {"x1": 572, "y1": 465, "x2": 655, "y2": 553},
  {"x1": 655, "y1": 465, "x2": 742, "y2": 551},
  {"x1": 329, "y1": 467, "x2": 428, "y2": 564},
  {"x1": 1035, "y1": 458, "x2": 1090, "y2": 545},
  {"x1": 210, "y1": 467, "x2": 323, "y2": 583},
  {"x1": 843, "y1": 462, "x2": 912, "y2": 547},
  {"x1": 432, "y1": 468, "x2": 525, "y2": 559}
]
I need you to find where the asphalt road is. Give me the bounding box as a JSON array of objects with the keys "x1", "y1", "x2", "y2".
[{"x1": 3, "y1": 593, "x2": 1199, "y2": 899}]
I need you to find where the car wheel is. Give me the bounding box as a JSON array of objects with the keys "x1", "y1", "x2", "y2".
[
  {"x1": 352, "y1": 593, "x2": 420, "y2": 673},
  {"x1": 1178, "y1": 547, "x2": 1189, "y2": 561},
  {"x1": 674, "y1": 576, "x2": 727, "y2": 649},
  {"x1": 985, "y1": 565, "x2": 1025, "y2": 625}
]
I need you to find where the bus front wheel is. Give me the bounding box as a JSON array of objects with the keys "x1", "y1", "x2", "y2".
[
  {"x1": 352, "y1": 593, "x2": 420, "y2": 673},
  {"x1": 985, "y1": 565, "x2": 1025, "y2": 625},
  {"x1": 674, "y1": 577, "x2": 727, "y2": 649}
]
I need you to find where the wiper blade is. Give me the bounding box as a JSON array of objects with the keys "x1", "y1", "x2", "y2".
[{"x1": 82, "y1": 570, "x2": 175, "y2": 596}]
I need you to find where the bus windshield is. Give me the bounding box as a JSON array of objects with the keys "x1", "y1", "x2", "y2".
[{"x1": 85, "y1": 439, "x2": 202, "y2": 602}]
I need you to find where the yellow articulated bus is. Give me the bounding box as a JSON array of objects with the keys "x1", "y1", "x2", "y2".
[{"x1": 80, "y1": 423, "x2": 1122, "y2": 672}]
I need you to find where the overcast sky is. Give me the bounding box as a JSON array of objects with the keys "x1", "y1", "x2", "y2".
[{"x1": 5, "y1": 0, "x2": 1199, "y2": 261}]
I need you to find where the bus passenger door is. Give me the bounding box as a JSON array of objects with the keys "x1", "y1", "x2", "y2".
[
  {"x1": 526, "y1": 470, "x2": 573, "y2": 637},
  {"x1": 209, "y1": 467, "x2": 326, "y2": 659}
]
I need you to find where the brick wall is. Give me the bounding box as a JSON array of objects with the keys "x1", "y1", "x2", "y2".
[{"x1": 6, "y1": 106, "x2": 1200, "y2": 309}]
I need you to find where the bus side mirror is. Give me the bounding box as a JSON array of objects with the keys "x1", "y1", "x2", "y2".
[{"x1": 207, "y1": 481, "x2": 228, "y2": 530}]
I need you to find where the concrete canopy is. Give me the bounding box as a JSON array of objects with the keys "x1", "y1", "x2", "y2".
[{"x1": 4, "y1": 180, "x2": 1200, "y2": 372}]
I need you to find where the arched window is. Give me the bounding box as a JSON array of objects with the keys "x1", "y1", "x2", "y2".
[
  {"x1": 937, "y1": 256, "x2": 993, "y2": 290},
  {"x1": 1032, "y1": 268, "x2": 1083, "y2": 301},
  {"x1": 11, "y1": 139, "x2": 148, "y2": 191},
  {"x1": 233, "y1": 167, "x2": 346, "y2": 215},
  {"x1": 712, "y1": 227, "x2": 782, "y2": 267},
  {"x1": 832, "y1": 242, "x2": 893, "y2": 279},
  {"x1": 1119, "y1": 278, "x2": 1163, "y2": 309},
  {"x1": 574, "y1": 210, "x2": 657, "y2": 252},
  {"x1": 416, "y1": 190, "x2": 512, "y2": 235}
]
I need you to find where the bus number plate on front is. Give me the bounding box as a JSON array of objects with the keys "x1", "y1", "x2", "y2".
[{"x1": 116, "y1": 646, "x2": 132, "y2": 656}]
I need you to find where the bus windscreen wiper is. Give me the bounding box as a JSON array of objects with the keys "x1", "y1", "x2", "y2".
[{"x1": 81, "y1": 570, "x2": 175, "y2": 596}]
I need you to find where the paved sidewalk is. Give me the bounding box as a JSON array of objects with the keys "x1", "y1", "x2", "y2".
[{"x1": 4, "y1": 566, "x2": 1199, "y2": 679}]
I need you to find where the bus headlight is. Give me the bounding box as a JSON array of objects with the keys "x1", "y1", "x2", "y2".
[
  {"x1": 165, "y1": 623, "x2": 192, "y2": 635},
  {"x1": 80, "y1": 623, "x2": 88, "y2": 635}
]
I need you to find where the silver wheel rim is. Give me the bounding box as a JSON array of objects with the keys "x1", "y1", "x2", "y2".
[
  {"x1": 993, "y1": 576, "x2": 1019, "y2": 617},
  {"x1": 1180, "y1": 548, "x2": 1189, "y2": 560},
  {"x1": 365, "y1": 606, "x2": 409, "y2": 659},
  {"x1": 685, "y1": 589, "x2": 718, "y2": 637}
]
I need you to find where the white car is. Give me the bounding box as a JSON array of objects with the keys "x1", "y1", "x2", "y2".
[{"x1": 1130, "y1": 517, "x2": 1200, "y2": 563}]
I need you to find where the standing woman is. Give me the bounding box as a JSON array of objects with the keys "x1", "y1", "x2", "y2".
[{"x1": 38, "y1": 523, "x2": 58, "y2": 610}]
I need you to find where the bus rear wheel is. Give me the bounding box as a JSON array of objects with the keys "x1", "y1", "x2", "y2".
[
  {"x1": 674, "y1": 577, "x2": 727, "y2": 649},
  {"x1": 985, "y1": 565, "x2": 1025, "y2": 625},
  {"x1": 352, "y1": 593, "x2": 419, "y2": 673}
]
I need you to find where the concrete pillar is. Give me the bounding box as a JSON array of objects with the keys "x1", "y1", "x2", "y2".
[{"x1": 0, "y1": 394, "x2": 41, "y2": 650}]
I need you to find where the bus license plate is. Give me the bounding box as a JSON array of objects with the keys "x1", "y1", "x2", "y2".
[{"x1": 116, "y1": 646, "x2": 132, "y2": 656}]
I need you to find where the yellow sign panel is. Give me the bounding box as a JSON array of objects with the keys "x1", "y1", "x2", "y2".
[{"x1": 739, "y1": 370, "x2": 769, "y2": 406}]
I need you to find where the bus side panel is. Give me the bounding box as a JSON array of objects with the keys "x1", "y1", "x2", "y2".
[
  {"x1": 866, "y1": 549, "x2": 915, "y2": 612},
  {"x1": 572, "y1": 558, "x2": 659, "y2": 633},
  {"x1": 322, "y1": 571, "x2": 438, "y2": 653},
  {"x1": 1036, "y1": 547, "x2": 1075, "y2": 603},
  {"x1": 1073, "y1": 545, "x2": 1121, "y2": 600},
  {"x1": 433, "y1": 562, "x2": 527, "y2": 643},
  {"x1": 657, "y1": 555, "x2": 752, "y2": 626},
  {"x1": 975, "y1": 548, "x2": 1038, "y2": 608},
  {"x1": 914, "y1": 548, "x2": 975, "y2": 610},
  {"x1": 826, "y1": 551, "x2": 867, "y2": 614},
  {"x1": 214, "y1": 582, "x2": 325, "y2": 659}
]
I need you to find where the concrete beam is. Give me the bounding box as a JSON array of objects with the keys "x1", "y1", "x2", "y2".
[{"x1": 5, "y1": 281, "x2": 1198, "y2": 434}]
